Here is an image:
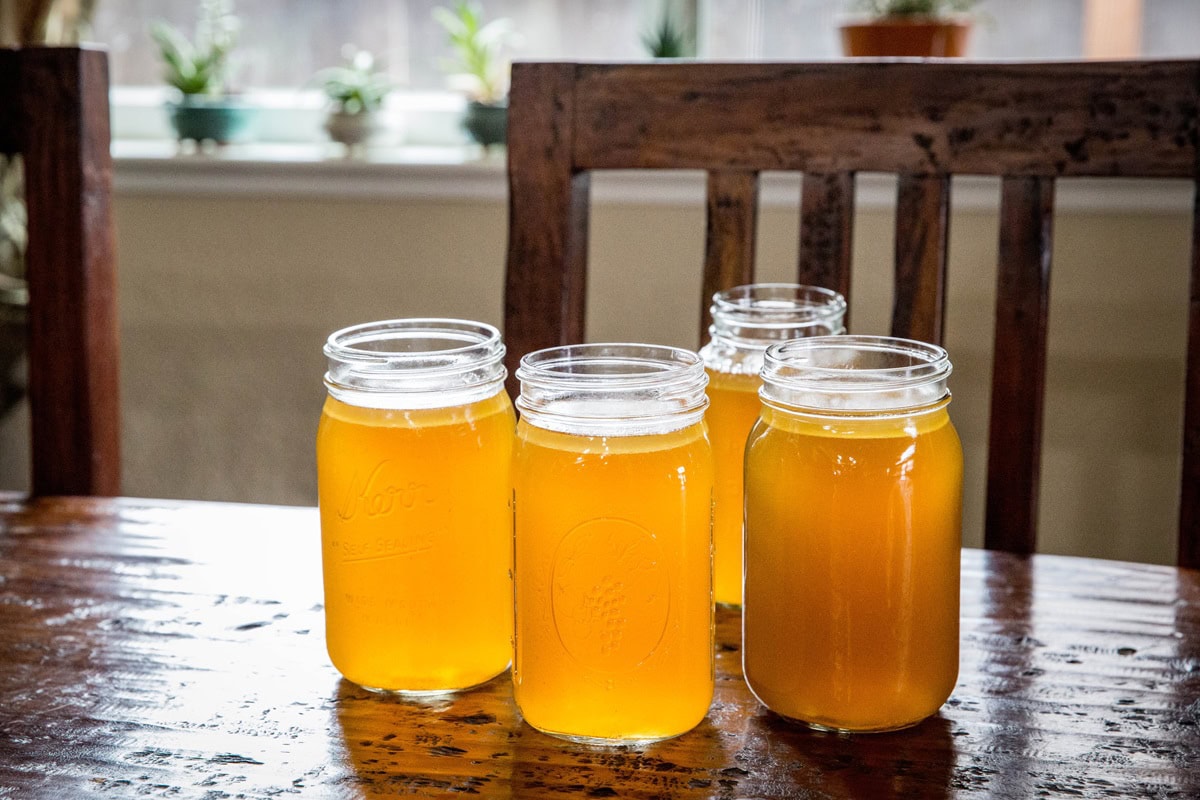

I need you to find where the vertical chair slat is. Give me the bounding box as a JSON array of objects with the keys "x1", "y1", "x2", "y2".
[
  {"x1": 986, "y1": 176, "x2": 1055, "y2": 555},
  {"x1": 504, "y1": 62, "x2": 590, "y2": 399},
  {"x1": 22, "y1": 48, "x2": 120, "y2": 496},
  {"x1": 798, "y1": 172, "x2": 855, "y2": 327},
  {"x1": 0, "y1": 50, "x2": 17, "y2": 154},
  {"x1": 700, "y1": 170, "x2": 759, "y2": 343},
  {"x1": 892, "y1": 174, "x2": 950, "y2": 345},
  {"x1": 1180, "y1": 183, "x2": 1200, "y2": 569}
]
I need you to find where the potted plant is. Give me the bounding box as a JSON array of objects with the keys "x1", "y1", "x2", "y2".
[
  {"x1": 150, "y1": 0, "x2": 255, "y2": 144},
  {"x1": 433, "y1": 0, "x2": 514, "y2": 148},
  {"x1": 839, "y1": 0, "x2": 979, "y2": 58},
  {"x1": 641, "y1": 2, "x2": 697, "y2": 59},
  {"x1": 315, "y1": 47, "x2": 393, "y2": 150}
]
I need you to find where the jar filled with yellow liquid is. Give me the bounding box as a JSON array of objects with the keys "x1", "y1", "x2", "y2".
[
  {"x1": 698, "y1": 284, "x2": 846, "y2": 607},
  {"x1": 316, "y1": 319, "x2": 514, "y2": 694},
  {"x1": 512, "y1": 344, "x2": 714, "y2": 743},
  {"x1": 743, "y1": 336, "x2": 962, "y2": 733}
]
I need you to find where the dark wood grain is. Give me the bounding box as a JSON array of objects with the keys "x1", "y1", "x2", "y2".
[
  {"x1": 570, "y1": 61, "x2": 1199, "y2": 177},
  {"x1": 892, "y1": 173, "x2": 950, "y2": 345},
  {"x1": 504, "y1": 62, "x2": 588, "y2": 399},
  {"x1": 0, "y1": 51, "x2": 17, "y2": 154},
  {"x1": 1, "y1": 496, "x2": 1198, "y2": 798},
  {"x1": 986, "y1": 177, "x2": 1055, "y2": 555},
  {"x1": 1182, "y1": 183, "x2": 1200, "y2": 569},
  {"x1": 504, "y1": 60, "x2": 1200, "y2": 563},
  {"x1": 798, "y1": 171, "x2": 856, "y2": 327},
  {"x1": 4, "y1": 46, "x2": 120, "y2": 496},
  {"x1": 700, "y1": 171, "x2": 758, "y2": 341}
]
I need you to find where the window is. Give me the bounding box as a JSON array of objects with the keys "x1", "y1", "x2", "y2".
[
  {"x1": 90, "y1": 0, "x2": 1200, "y2": 146},
  {"x1": 94, "y1": 0, "x2": 652, "y2": 92}
]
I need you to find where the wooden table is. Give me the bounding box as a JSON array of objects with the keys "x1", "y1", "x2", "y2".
[{"x1": 1, "y1": 496, "x2": 1198, "y2": 798}]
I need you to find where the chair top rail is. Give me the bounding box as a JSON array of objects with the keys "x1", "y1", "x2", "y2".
[{"x1": 505, "y1": 60, "x2": 1200, "y2": 178}]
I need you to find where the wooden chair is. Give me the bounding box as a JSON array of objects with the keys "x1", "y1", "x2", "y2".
[
  {"x1": 0, "y1": 46, "x2": 119, "y2": 496},
  {"x1": 503, "y1": 60, "x2": 1200, "y2": 567}
]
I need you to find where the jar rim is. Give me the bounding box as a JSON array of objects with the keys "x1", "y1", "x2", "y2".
[
  {"x1": 517, "y1": 343, "x2": 705, "y2": 387},
  {"x1": 324, "y1": 318, "x2": 502, "y2": 368},
  {"x1": 762, "y1": 335, "x2": 952, "y2": 412},
  {"x1": 706, "y1": 284, "x2": 847, "y2": 354},
  {"x1": 516, "y1": 343, "x2": 709, "y2": 435},
  {"x1": 712, "y1": 283, "x2": 847, "y2": 323},
  {"x1": 323, "y1": 318, "x2": 506, "y2": 407}
]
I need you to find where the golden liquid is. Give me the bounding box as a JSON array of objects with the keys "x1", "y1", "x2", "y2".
[
  {"x1": 704, "y1": 369, "x2": 763, "y2": 607},
  {"x1": 743, "y1": 404, "x2": 962, "y2": 732},
  {"x1": 316, "y1": 390, "x2": 514, "y2": 692},
  {"x1": 512, "y1": 419, "x2": 714, "y2": 741}
]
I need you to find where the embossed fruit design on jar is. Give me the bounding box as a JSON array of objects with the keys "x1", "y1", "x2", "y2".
[
  {"x1": 512, "y1": 344, "x2": 714, "y2": 743},
  {"x1": 317, "y1": 319, "x2": 514, "y2": 693}
]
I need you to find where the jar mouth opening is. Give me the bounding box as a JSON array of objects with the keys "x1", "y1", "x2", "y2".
[
  {"x1": 516, "y1": 343, "x2": 710, "y2": 434},
  {"x1": 323, "y1": 319, "x2": 507, "y2": 406},
  {"x1": 517, "y1": 343, "x2": 705, "y2": 388},
  {"x1": 761, "y1": 335, "x2": 952, "y2": 412},
  {"x1": 325, "y1": 318, "x2": 502, "y2": 370},
  {"x1": 712, "y1": 283, "x2": 848, "y2": 327}
]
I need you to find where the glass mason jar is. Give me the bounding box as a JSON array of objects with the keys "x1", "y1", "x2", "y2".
[
  {"x1": 316, "y1": 319, "x2": 515, "y2": 694},
  {"x1": 698, "y1": 283, "x2": 847, "y2": 607},
  {"x1": 512, "y1": 343, "x2": 714, "y2": 743},
  {"x1": 743, "y1": 335, "x2": 962, "y2": 733}
]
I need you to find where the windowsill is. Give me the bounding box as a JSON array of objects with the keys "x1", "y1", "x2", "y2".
[
  {"x1": 112, "y1": 139, "x2": 510, "y2": 201},
  {"x1": 111, "y1": 140, "x2": 1194, "y2": 214}
]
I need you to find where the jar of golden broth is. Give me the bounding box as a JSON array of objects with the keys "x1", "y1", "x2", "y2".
[
  {"x1": 512, "y1": 344, "x2": 714, "y2": 742},
  {"x1": 698, "y1": 283, "x2": 846, "y2": 607},
  {"x1": 743, "y1": 336, "x2": 962, "y2": 732},
  {"x1": 316, "y1": 319, "x2": 514, "y2": 693}
]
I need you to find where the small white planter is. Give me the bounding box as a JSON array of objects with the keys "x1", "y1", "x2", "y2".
[{"x1": 324, "y1": 110, "x2": 384, "y2": 148}]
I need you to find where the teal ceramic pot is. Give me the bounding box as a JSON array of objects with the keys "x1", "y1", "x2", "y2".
[
  {"x1": 464, "y1": 101, "x2": 507, "y2": 147},
  {"x1": 167, "y1": 97, "x2": 257, "y2": 144}
]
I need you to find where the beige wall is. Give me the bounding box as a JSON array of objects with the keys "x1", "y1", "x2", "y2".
[{"x1": 0, "y1": 187, "x2": 1190, "y2": 565}]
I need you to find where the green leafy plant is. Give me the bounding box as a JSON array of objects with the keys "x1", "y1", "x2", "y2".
[
  {"x1": 0, "y1": 156, "x2": 26, "y2": 289},
  {"x1": 854, "y1": 0, "x2": 978, "y2": 17},
  {"x1": 432, "y1": 1, "x2": 514, "y2": 105},
  {"x1": 150, "y1": 0, "x2": 239, "y2": 96},
  {"x1": 642, "y1": 11, "x2": 695, "y2": 58},
  {"x1": 316, "y1": 47, "x2": 392, "y2": 114}
]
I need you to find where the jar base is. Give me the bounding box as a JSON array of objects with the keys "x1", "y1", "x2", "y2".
[
  {"x1": 354, "y1": 666, "x2": 510, "y2": 698},
  {"x1": 775, "y1": 711, "x2": 926, "y2": 735},
  {"x1": 526, "y1": 723, "x2": 691, "y2": 747}
]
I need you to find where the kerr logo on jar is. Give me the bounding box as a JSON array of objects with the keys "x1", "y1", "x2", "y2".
[
  {"x1": 551, "y1": 518, "x2": 671, "y2": 674},
  {"x1": 336, "y1": 460, "x2": 435, "y2": 521}
]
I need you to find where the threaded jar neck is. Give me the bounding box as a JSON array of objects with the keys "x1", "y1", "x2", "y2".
[
  {"x1": 516, "y1": 343, "x2": 709, "y2": 436},
  {"x1": 760, "y1": 335, "x2": 952, "y2": 415},
  {"x1": 708, "y1": 283, "x2": 847, "y2": 348},
  {"x1": 323, "y1": 318, "x2": 506, "y2": 409}
]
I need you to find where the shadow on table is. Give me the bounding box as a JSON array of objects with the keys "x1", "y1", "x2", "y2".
[
  {"x1": 741, "y1": 710, "x2": 955, "y2": 799},
  {"x1": 330, "y1": 676, "x2": 517, "y2": 797}
]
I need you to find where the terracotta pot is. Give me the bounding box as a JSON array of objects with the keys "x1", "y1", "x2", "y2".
[{"x1": 839, "y1": 16, "x2": 971, "y2": 58}]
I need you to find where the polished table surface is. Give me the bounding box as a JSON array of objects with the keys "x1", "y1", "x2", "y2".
[{"x1": 1, "y1": 495, "x2": 1198, "y2": 798}]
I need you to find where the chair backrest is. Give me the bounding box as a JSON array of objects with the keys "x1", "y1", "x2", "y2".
[
  {"x1": 503, "y1": 60, "x2": 1200, "y2": 567},
  {"x1": 0, "y1": 46, "x2": 119, "y2": 496}
]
